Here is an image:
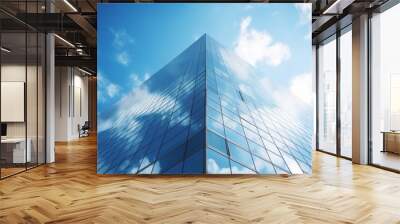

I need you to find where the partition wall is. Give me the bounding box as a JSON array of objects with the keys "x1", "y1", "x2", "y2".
[{"x1": 0, "y1": 1, "x2": 46, "y2": 179}]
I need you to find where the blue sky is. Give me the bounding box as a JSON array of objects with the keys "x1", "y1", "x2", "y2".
[{"x1": 98, "y1": 3, "x2": 312, "y2": 125}]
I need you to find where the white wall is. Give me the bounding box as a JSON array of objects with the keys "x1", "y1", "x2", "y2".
[
  {"x1": 55, "y1": 67, "x2": 89, "y2": 141},
  {"x1": 1, "y1": 65, "x2": 40, "y2": 137}
]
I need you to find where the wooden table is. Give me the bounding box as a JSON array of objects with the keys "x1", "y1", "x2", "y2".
[{"x1": 382, "y1": 131, "x2": 400, "y2": 154}]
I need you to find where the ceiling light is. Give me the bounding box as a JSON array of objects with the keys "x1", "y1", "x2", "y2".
[
  {"x1": 1, "y1": 47, "x2": 11, "y2": 53},
  {"x1": 54, "y1": 34, "x2": 75, "y2": 48},
  {"x1": 63, "y1": 0, "x2": 78, "y2": 12},
  {"x1": 78, "y1": 67, "x2": 93, "y2": 76}
]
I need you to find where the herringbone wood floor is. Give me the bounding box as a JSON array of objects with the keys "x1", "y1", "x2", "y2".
[{"x1": 1, "y1": 135, "x2": 400, "y2": 224}]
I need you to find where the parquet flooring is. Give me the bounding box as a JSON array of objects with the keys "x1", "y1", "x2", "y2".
[{"x1": 1, "y1": 135, "x2": 400, "y2": 223}]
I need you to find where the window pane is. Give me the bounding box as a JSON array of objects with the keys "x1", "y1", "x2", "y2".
[
  {"x1": 318, "y1": 37, "x2": 337, "y2": 154},
  {"x1": 248, "y1": 140, "x2": 269, "y2": 161},
  {"x1": 340, "y1": 29, "x2": 352, "y2": 158},
  {"x1": 207, "y1": 130, "x2": 227, "y2": 155},
  {"x1": 281, "y1": 151, "x2": 303, "y2": 174},
  {"x1": 253, "y1": 156, "x2": 276, "y2": 174},
  {"x1": 138, "y1": 164, "x2": 154, "y2": 174},
  {"x1": 163, "y1": 161, "x2": 183, "y2": 174},
  {"x1": 206, "y1": 148, "x2": 231, "y2": 174},
  {"x1": 157, "y1": 144, "x2": 186, "y2": 174},
  {"x1": 224, "y1": 127, "x2": 248, "y2": 149},
  {"x1": 207, "y1": 105, "x2": 222, "y2": 123},
  {"x1": 207, "y1": 117, "x2": 225, "y2": 137},
  {"x1": 243, "y1": 127, "x2": 263, "y2": 146},
  {"x1": 268, "y1": 151, "x2": 289, "y2": 172},
  {"x1": 227, "y1": 142, "x2": 255, "y2": 170},
  {"x1": 371, "y1": 5, "x2": 400, "y2": 171},
  {"x1": 223, "y1": 115, "x2": 244, "y2": 135},
  {"x1": 230, "y1": 160, "x2": 256, "y2": 174},
  {"x1": 186, "y1": 131, "x2": 205, "y2": 156},
  {"x1": 183, "y1": 149, "x2": 204, "y2": 174}
]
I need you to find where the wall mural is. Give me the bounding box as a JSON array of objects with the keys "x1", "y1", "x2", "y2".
[{"x1": 97, "y1": 3, "x2": 313, "y2": 175}]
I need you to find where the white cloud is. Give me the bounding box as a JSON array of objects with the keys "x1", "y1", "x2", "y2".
[
  {"x1": 99, "y1": 86, "x2": 176, "y2": 133},
  {"x1": 129, "y1": 72, "x2": 151, "y2": 87},
  {"x1": 219, "y1": 47, "x2": 252, "y2": 80},
  {"x1": 239, "y1": 84, "x2": 256, "y2": 99},
  {"x1": 144, "y1": 73, "x2": 150, "y2": 80},
  {"x1": 270, "y1": 73, "x2": 314, "y2": 124},
  {"x1": 295, "y1": 3, "x2": 312, "y2": 25},
  {"x1": 106, "y1": 83, "x2": 120, "y2": 98},
  {"x1": 110, "y1": 29, "x2": 133, "y2": 66},
  {"x1": 290, "y1": 73, "x2": 313, "y2": 105},
  {"x1": 98, "y1": 118, "x2": 113, "y2": 133},
  {"x1": 259, "y1": 77, "x2": 272, "y2": 91},
  {"x1": 110, "y1": 29, "x2": 134, "y2": 48},
  {"x1": 231, "y1": 165, "x2": 253, "y2": 174},
  {"x1": 207, "y1": 158, "x2": 230, "y2": 174},
  {"x1": 116, "y1": 51, "x2": 130, "y2": 65},
  {"x1": 241, "y1": 73, "x2": 312, "y2": 127},
  {"x1": 97, "y1": 73, "x2": 120, "y2": 102},
  {"x1": 234, "y1": 16, "x2": 290, "y2": 67}
]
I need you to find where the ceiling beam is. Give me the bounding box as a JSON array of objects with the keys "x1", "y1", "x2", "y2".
[{"x1": 55, "y1": 55, "x2": 96, "y2": 72}]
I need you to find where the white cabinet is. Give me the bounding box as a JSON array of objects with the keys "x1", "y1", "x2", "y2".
[{"x1": 1, "y1": 138, "x2": 32, "y2": 163}]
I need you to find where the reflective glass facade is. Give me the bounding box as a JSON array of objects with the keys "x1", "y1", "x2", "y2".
[{"x1": 98, "y1": 34, "x2": 312, "y2": 175}]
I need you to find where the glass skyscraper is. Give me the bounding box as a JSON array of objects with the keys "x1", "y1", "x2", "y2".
[{"x1": 98, "y1": 34, "x2": 312, "y2": 175}]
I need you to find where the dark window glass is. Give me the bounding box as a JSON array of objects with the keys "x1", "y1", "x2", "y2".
[
  {"x1": 183, "y1": 149, "x2": 204, "y2": 174},
  {"x1": 186, "y1": 131, "x2": 205, "y2": 157},
  {"x1": 162, "y1": 131, "x2": 187, "y2": 155},
  {"x1": 138, "y1": 164, "x2": 154, "y2": 174},
  {"x1": 163, "y1": 161, "x2": 183, "y2": 174},
  {"x1": 157, "y1": 144, "x2": 186, "y2": 174},
  {"x1": 189, "y1": 118, "x2": 204, "y2": 137},
  {"x1": 139, "y1": 147, "x2": 159, "y2": 170}
]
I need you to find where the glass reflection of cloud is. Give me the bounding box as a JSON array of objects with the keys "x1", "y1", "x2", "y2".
[
  {"x1": 99, "y1": 34, "x2": 313, "y2": 175},
  {"x1": 231, "y1": 161, "x2": 256, "y2": 174},
  {"x1": 228, "y1": 142, "x2": 255, "y2": 170},
  {"x1": 207, "y1": 150, "x2": 231, "y2": 174}
]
